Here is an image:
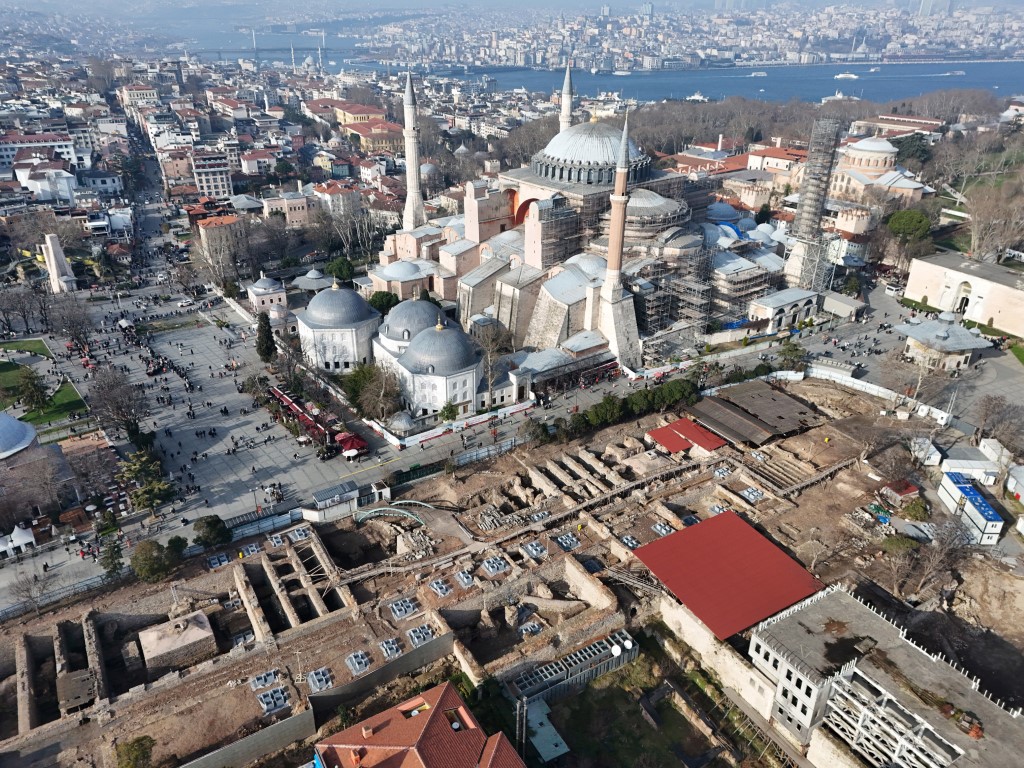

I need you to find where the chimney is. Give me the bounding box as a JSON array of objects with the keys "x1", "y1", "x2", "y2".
[
  {"x1": 361, "y1": 725, "x2": 373, "y2": 739},
  {"x1": 717, "y1": 133, "x2": 724, "y2": 152},
  {"x1": 298, "y1": 179, "x2": 303, "y2": 194}
]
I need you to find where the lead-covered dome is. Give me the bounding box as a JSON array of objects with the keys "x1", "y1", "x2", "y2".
[
  {"x1": 0, "y1": 413, "x2": 37, "y2": 460},
  {"x1": 380, "y1": 298, "x2": 448, "y2": 343},
  {"x1": 399, "y1": 324, "x2": 480, "y2": 376},
  {"x1": 531, "y1": 120, "x2": 652, "y2": 186},
  {"x1": 301, "y1": 283, "x2": 378, "y2": 328}
]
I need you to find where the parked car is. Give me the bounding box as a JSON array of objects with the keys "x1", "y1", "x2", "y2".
[{"x1": 177, "y1": 299, "x2": 194, "y2": 307}]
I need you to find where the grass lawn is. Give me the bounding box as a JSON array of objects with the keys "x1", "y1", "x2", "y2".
[
  {"x1": 0, "y1": 360, "x2": 21, "y2": 407},
  {"x1": 899, "y1": 297, "x2": 940, "y2": 313},
  {"x1": 547, "y1": 654, "x2": 722, "y2": 768},
  {"x1": 962, "y1": 319, "x2": 1017, "y2": 339},
  {"x1": 20, "y1": 381, "x2": 88, "y2": 425},
  {"x1": 0, "y1": 339, "x2": 52, "y2": 358},
  {"x1": 1012, "y1": 346, "x2": 1024, "y2": 367}
]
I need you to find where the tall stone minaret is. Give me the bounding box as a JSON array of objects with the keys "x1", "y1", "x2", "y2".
[
  {"x1": 402, "y1": 73, "x2": 426, "y2": 231},
  {"x1": 598, "y1": 112, "x2": 641, "y2": 370},
  {"x1": 559, "y1": 64, "x2": 574, "y2": 133}
]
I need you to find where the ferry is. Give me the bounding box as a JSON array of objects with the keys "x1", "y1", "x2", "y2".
[
  {"x1": 944, "y1": 70, "x2": 966, "y2": 76},
  {"x1": 612, "y1": 70, "x2": 631, "y2": 76},
  {"x1": 869, "y1": 67, "x2": 881, "y2": 72},
  {"x1": 749, "y1": 71, "x2": 768, "y2": 77},
  {"x1": 822, "y1": 89, "x2": 861, "y2": 104},
  {"x1": 835, "y1": 72, "x2": 859, "y2": 80},
  {"x1": 590, "y1": 67, "x2": 611, "y2": 75},
  {"x1": 685, "y1": 91, "x2": 710, "y2": 102}
]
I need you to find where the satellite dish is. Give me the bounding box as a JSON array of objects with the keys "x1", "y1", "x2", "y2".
[
  {"x1": 410, "y1": 710, "x2": 420, "y2": 716},
  {"x1": 451, "y1": 722, "x2": 460, "y2": 730},
  {"x1": 623, "y1": 639, "x2": 634, "y2": 650},
  {"x1": 611, "y1": 644, "x2": 622, "y2": 657}
]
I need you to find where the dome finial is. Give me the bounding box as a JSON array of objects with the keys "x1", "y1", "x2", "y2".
[
  {"x1": 331, "y1": 277, "x2": 339, "y2": 289},
  {"x1": 617, "y1": 109, "x2": 631, "y2": 171}
]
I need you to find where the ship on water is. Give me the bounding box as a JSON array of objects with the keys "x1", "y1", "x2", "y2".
[
  {"x1": 749, "y1": 71, "x2": 768, "y2": 77},
  {"x1": 612, "y1": 70, "x2": 631, "y2": 76},
  {"x1": 685, "y1": 91, "x2": 710, "y2": 102},
  {"x1": 835, "y1": 72, "x2": 859, "y2": 80}
]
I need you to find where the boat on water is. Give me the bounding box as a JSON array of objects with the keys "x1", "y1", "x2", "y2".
[
  {"x1": 822, "y1": 89, "x2": 861, "y2": 104},
  {"x1": 944, "y1": 70, "x2": 966, "y2": 76},
  {"x1": 590, "y1": 67, "x2": 611, "y2": 75},
  {"x1": 612, "y1": 70, "x2": 631, "y2": 76},
  {"x1": 749, "y1": 71, "x2": 768, "y2": 77},
  {"x1": 869, "y1": 67, "x2": 881, "y2": 72},
  {"x1": 835, "y1": 72, "x2": 859, "y2": 80},
  {"x1": 685, "y1": 91, "x2": 710, "y2": 102}
]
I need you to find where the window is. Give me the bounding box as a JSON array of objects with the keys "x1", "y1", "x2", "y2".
[
  {"x1": 785, "y1": 670, "x2": 792, "y2": 681},
  {"x1": 800, "y1": 704, "x2": 808, "y2": 716},
  {"x1": 781, "y1": 688, "x2": 789, "y2": 699},
  {"x1": 753, "y1": 642, "x2": 761, "y2": 656},
  {"x1": 772, "y1": 659, "x2": 779, "y2": 670},
  {"x1": 762, "y1": 651, "x2": 769, "y2": 661}
]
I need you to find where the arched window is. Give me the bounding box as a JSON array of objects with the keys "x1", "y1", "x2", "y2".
[{"x1": 403, "y1": 329, "x2": 410, "y2": 340}]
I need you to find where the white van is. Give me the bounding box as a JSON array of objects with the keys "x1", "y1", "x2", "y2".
[{"x1": 885, "y1": 284, "x2": 904, "y2": 297}]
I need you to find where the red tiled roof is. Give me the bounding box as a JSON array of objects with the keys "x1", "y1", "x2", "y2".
[
  {"x1": 748, "y1": 146, "x2": 808, "y2": 162},
  {"x1": 659, "y1": 418, "x2": 727, "y2": 453},
  {"x1": 647, "y1": 425, "x2": 693, "y2": 454},
  {"x1": 635, "y1": 511, "x2": 822, "y2": 640},
  {"x1": 315, "y1": 682, "x2": 525, "y2": 768}
]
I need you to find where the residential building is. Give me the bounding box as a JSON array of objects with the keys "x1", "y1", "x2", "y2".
[
  {"x1": 313, "y1": 681, "x2": 525, "y2": 768},
  {"x1": 191, "y1": 151, "x2": 232, "y2": 201}
]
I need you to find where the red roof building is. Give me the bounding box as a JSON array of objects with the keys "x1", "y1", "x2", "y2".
[
  {"x1": 635, "y1": 511, "x2": 822, "y2": 640},
  {"x1": 314, "y1": 682, "x2": 525, "y2": 768},
  {"x1": 647, "y1": 417, "x2": 727, "y2": 456}
]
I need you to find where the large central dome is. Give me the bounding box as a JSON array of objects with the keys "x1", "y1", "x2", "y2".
[
  {"x1": 532, "y1": 120, "x2": 652, "y2": 186},
  {"x1": 301, "y1": 283, "x2": 378, "y2": 329}
]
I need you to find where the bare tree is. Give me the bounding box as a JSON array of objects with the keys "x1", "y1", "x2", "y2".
[
  {"x1": 477, "y1": 322, "x2": 514, "y2": 409},
  {"x1": 10, "y1": 569, "x2": 68, "y2": 618},
  {"x1": 964, "y1": 175, "x2": 1024, "y2": 262},
  {"x1": 50, "y1": 295, "x2": 95, "y2": 351},
  {"x1": 170, "y1": 261, "x2": 201, "y2": 296},
  {"x1": 974, "y1": 394, "x2": 1024, "y2": 452},
  {"x1": 910, "y1": 522, "x2": 972, "y2": 596},
  {"x1": 88, "y1": 366, "x2": 148, "y2": 441},
  {"x1": 357, "y1": 365, "x2": 402, "y2": 422},
  {"x1": 881, "y1": 550, "x2": 915, "y2": 599}
]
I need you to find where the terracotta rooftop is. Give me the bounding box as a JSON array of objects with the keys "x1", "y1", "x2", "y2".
[{"x1": 315, "y1": 682, "x2": 525, "y2": 768}]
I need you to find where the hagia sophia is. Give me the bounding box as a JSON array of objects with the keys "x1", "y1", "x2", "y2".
[{"x1": 282, "y1": 69, "x2": 848, "y2": 433}]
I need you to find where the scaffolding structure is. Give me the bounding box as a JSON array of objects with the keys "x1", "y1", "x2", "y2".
[
  {"x1": 788, "y1": 117, "x2": 842, "y2": 292},
  {"x1": 709, "y1": 242, "x2": 778, "y2": 321},
  {"x1": 638, "y1": 245, "x2": 713, "y2": 366}
]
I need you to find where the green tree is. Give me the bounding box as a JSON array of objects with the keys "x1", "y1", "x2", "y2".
[
  {"x1": 844, "y1": 274, "x2": 862, "y2": 296},
  {"x1": 100, "y1": 540, "x2": 124, "y2": 580},
  {"x1": 776, "y1": 339, "x2": 806, "y2": 369},
  {"x1": 891, "y1": 133, "x2": 933, "y2": 168},
  {"x1": 754, "y1": 203, "x2": 772, "y2": 225},
  {"x1": 193, "y1": 515, "x2": 232, "y2": 548},
  {"x1": 887, "y1": 209, "x2": 931, "y2": 242},
  {"x1": 255, "y1": 311, "x2": 276, "y2": 364},
  {"x1": 439, "y1": 400, "x2": 458, "y2": 422},
  {"x1": 325, "y1": 256, "x2": 354, "y2": 282},
  {"x1": 368, "y1": 291, "x2": 400, "y2": 316},
  {"x1": 166, "y1": 535, "x2": 188, "y2": 561},
  {"x1": 130, "y1": 540, "x2": 173, "y2": 583},
  {"x1": 274, "y1": 159, "x2": 295, "y2": 176},
  {"x1": 116, "y1": 735, "x2": 156, "y2": 768},
  {"x1": 902, "y1": 498, "x2": 930, "y2": 522},
  {"x1": 587, "y1": 395, "x2": 623, "y2": 427},
  {"x1": 882, "y1": 534, "x2": 921, "y2": 555},
  {"x1": 17, "y1": 366, "x2": 48, "y2": 412}
]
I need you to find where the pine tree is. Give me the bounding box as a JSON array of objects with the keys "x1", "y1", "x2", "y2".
[{"x1": 255, "y1": 312, "x2": 276, "y2": 364}]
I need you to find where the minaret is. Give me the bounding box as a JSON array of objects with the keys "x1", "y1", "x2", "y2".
[
  {"x1": 559, "y1": 64, "x2": 574, "y2": 133},
  {"x1": 597, "y1": 112, "x2": 641, "y2": 370},
  {"x1": 402, "y1": 73, "x2": 426, "y2": 231}
]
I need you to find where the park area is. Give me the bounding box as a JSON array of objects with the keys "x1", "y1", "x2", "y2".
[{"x1": 0, "y1": 340, "x2": 87, "y2": 426}]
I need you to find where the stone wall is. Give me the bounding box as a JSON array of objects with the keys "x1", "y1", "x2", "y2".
[{"x1": 805, "y1": 726, "x2": 863, "y2": 768}]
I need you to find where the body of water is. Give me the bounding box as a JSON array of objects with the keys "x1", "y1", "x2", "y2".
[{"x1": 474, "y1": 60, "x2": 1024, "y2": 104}]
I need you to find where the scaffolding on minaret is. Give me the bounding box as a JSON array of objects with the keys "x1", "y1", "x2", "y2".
[{"x1": 785, "y1": 116, "x2": 842, "y2": 292}]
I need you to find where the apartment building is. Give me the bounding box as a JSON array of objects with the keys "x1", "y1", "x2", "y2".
[{"x1": 191, "y1": 151, "x2": 232, "y2": 201}]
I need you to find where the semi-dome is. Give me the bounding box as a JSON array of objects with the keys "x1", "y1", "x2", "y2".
[
  {"x1": 380, "y1": 298, "x2": 448, "y2": 343},
  {"x1": 625, "y1": 189, "x2": 682, "y2": 218},
  {"x1": 0, "y1": 413, "x2": 37, "y2": 460},
  {"x1": 378, "y1": 260, "x2": 420, "y2": 281},
  {"x1": 399, "y1": 324, "x2": 480, "y2": 376},
  {"x1": 301, "y1": 283, "x2": 378, "y2": 328},
  {"x1": 755, "y1": 222, "x2": 776, "y2": 234},
  {"x1": 565, "y1": 252, "x2": 608, "y2": 279},
  {"x1": 531, "y1": 120, "x2": 652, "y2": 186},
  {"x1": 706, "y1": 201, "x2": 741, "y2": 223},
  {"x1": 749, "y1": 229, "x2": 775, "y2": 245}
]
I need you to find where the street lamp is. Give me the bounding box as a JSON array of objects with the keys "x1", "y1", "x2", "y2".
[{"x1": 251, "y1": 488, "x2": 259, "y2": 513}]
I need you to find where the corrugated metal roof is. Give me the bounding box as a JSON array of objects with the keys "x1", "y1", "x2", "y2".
[
  {"x1": 944, "y1": 473, "x2": 1001, "y2": 522},
  {"x1": 636, "y1": 511, "x2": 822, "y2": 640}
]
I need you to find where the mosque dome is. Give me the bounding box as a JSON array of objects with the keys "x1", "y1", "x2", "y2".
[
  {"x1": 749, "y1": 229, "x2": 775, "y2": 245},
  {"x1": 251, "y1": 275, "x2": 282, "y2": 292},
  {"x1": 848, "y1": 136, "x2": 897, "y2": 154},
  {"x1": 737, "y1": 217, "x2": 757, "y2": 232},
  {"x1": 380, "y1": 299, "x2": 448, "y2": 343},
  {"x1": 531, "y1": 120, "x2": 652, "y2": 186},
  {"x1": 0, "y1": 413, "x2": 37, "y2": 460},
  {"x1": 400, "y1": 324, "x2": 480, "y2": 376},
  {"x1": 706, "y1": 201, "x2": 741, "y2": 223},
  {"x1": 302, "y1": 283, "x2": 377, "y2": 328},
  {"x1": 420, "y1": 162, "x2": 439, "y2": 177},
  {"x1": 625, "y1": 189, "x2": 683, "y2": 218},
  {"x1": 388, "y1": 411, "x2": 416, "y2": 433},
  {"x1": 755, "y1": 222, "x2": 776, "y2": 235}
]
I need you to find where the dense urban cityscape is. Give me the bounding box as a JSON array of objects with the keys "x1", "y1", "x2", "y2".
[{"x1": 0, "y1": 2, "x2": 1023, "y2": 768}]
